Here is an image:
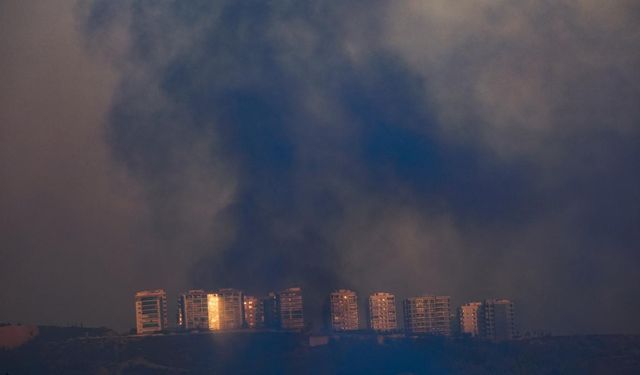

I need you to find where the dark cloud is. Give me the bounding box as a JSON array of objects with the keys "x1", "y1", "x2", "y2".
[{"x1": 1, "y1": 0, "x2": 639, "y2": 333}]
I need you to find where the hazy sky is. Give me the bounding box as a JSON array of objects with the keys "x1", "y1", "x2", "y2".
[{"x1": 1, "y1": 0, "x2": 639, "y2": 334}]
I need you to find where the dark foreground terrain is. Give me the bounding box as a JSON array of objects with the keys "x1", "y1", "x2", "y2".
[{"x1": 1, "y1": 327, "x2": 640, "y2": 374}]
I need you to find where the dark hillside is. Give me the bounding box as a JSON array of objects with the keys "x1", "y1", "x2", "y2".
[{"x1": 2, "y1": 328, "x2": 640, "y2": 374}]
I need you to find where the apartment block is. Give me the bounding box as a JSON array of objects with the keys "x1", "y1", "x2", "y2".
[
  {"x1": 177, "y1": 289, "x2": 209, "y2": 330},
  {"x1": 484, "y1": 299, "x2": 516, "y2": 341},
  {"x1": 403, "y1": 295, "x2": 451, "y2": 336},
  {"x1": 368, "y1": 292, "x2": 397, "y2": 332},
  {"x1": 219, "y1": 288, "x2": 244, "y2": 330},
  {"x1": 279, "y1": 287, "x2": 304, "y2": 330},
  {"x1": 330, "y1": 289, "x2": 359, "y2": 331},
  {"x1": 243, "y1": 295, "x2": 263, "y2": 329},
  {"x1": 135, "y1": 289, "x2": 168, "y2": 335},
  {"x1": 262, "y1": 292, "x2": 279, "y2": 329},
  {"x1": 458, "y1": 302, "x2": 483, "y2": 337}
]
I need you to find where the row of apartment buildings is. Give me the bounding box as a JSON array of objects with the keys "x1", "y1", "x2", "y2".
[
  {"x1": 175, "y1": 288, "x2": 305, "y2": 331},
  {"x1": 134, "y1": 288, "x2": 304, "y2": 335},
  {"x1": 135, "y1": 289, "x2": 516, "y2": 341},
  {"x1": 329, "y1": 290, "x2": 515, "y2": 340}
]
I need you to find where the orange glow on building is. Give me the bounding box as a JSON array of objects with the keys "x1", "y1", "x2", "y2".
[
  {"x1": 207, "y1": 293, "x2": 222, "y2": 331},
  {"x1": 458, "y1": 302, "x2": 482, "y2": 337},
  {"x1": 219, "y1": 288, "x2": 243, "y2": 330},
  {"x1": 243, "y1": 295, "x2": 263, "y2": 329}
]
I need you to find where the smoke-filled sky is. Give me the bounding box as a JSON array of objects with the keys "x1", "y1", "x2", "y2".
[{"x1": 1, "y1": 0, "x2": 639, "y2": 334}]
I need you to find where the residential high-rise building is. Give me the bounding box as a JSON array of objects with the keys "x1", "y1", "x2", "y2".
[
  {"x1": 278, "y1": 287, "x2": 304, "y2": 330},
  {"x1": 135, "y1": 289, "x2": 168, "y2": 335},
  {"x1": 368, "y1": 292, "x2": 397, "y2": 332},
  {"x1": 243, "y1": 295, "x2": 263, "y2": 329},
  {"x1": 207, "y1": 293, "x2": 222, "y2": 331},
  {"x1": 219, "y1": 288, "x2": 244, "y2": 330},
  {"x1": 403, "y1": 295, "x2": 451, "y2": 336},
  {"x1": 458, "y1": 302, "x2": 483, "y2": 337},
  {"x1": 330, "y1": 289, "x2": 359, "y2": 331},
  {"x1": 484, "y1": 299, "x2": 515, "y2": 341},
  {"x1": 262, "y1": 292, "x2": 279, "y2": 329},
  {"x1": 177, "y1": 290, "x2": 209, "y2": 330}
]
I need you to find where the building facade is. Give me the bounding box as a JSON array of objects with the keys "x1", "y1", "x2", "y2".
[
  {"x1": 262, "y1": 292, "x2": 279, "y2": 329},
  {"x1": 484, "y1": 299, "x2": 515, "y2": 341},
  {"x1": 177, "y1": 289, "x2": 209, "y2": 330},
  {"x1": 403, "y1": 295, "x2": 451, "y2": 336},
  {"x1": 207, "y1": 293, "x2": 222, "y2": 331},
  {"x1": 219, "y1": 288, "x2": 244, "y2": 330},
  {"x1": 330, "y1": 289, "x2": 359, "y2": 331},
  {"x1": 368, "y1": 292, "x2": 397, "y2": 332},
  {"x1": 458, "y1": 302, "x2": 483, "y2": 337},
  {"x1": 243, "y1": 295, "x2": 263, "y2": 329},
  {"x1": 278, "y1": 287, "x2": 304, "y2": 330},
  {"x1": 135, "y1": 289, "x2": 168, "y2": 335}
]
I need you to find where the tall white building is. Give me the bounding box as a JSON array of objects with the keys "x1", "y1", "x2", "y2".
[
  {"x1": 368, "y1": 292, "x2": 397, "y2": 332},
  {"x1": 135, "y1": 289, "x2": 168, "y2": 335}
]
